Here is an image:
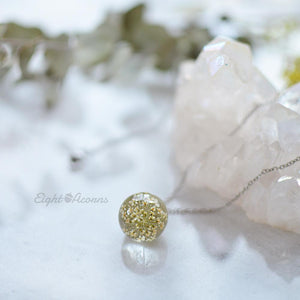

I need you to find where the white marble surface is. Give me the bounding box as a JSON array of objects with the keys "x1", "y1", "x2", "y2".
[{"x1": 1, "y1": 1, "x2": 300, "y2": 299}]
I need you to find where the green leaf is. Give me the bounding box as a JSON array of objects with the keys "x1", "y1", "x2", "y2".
[
  {"x1": 122, "y1": 3, "x2": 145, "y2": 36},
  {"x1": 0, "y1": 45, "x2": 12, "y2": 78},
  {"x1": 0, "y1": 45, "x2": 10, "y2": 67},
  {"x1": 1, "y1": 23, "x2": 46, "y2": 78},
  {"x1": 18, "y1": 45, "x2": 36, "y2": 78},
  {"x1": 178, "y1": 25, "x2": 212, "y2": 60},
  {"x1": 44, "y1": 34, "x2": 72, "y2": 80},
  {"x1": 132, "y1": 24, "x2": 171, "y2": 52},
  {"x1": 155, "y1": 37, "x2": 177, "y2": 70},
  {"x1": 44, "y1": 79, "x2": 62, "y2": 110},
  {"x1": 1, "y1": 22, "x2": 44, "y2": 39},
  {"x1": 75, "y1": 13, "x2": 121, "y2": 68}
]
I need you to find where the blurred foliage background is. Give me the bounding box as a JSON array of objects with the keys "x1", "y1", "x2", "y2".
[{"x1": 0, "y1": 3, "x2": 299, "y2": 108}]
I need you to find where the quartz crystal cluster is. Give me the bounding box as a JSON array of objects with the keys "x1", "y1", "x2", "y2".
[{"x1": 174, "y1": 36, "x2": 300, "y2": 234}]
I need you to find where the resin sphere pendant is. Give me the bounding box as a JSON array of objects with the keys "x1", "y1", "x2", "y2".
[{"x1": 119, "y1": 192, "x2": 168, "y2": 242}]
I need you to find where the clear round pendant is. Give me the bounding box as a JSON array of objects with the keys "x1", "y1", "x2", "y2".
[{"x1": 119, "y1": 192, "x2": 168, "y2": 242}]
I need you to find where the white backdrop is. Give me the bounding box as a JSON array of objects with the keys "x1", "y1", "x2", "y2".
[{"x1": 0, "y1": 1, "x2": 300, "y2": 299}]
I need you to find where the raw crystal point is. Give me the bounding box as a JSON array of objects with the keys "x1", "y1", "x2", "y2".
[
  {"x1": 174, "y1": 36, "x2": 277, "y2": 168},
  {"x1": 174, "y1": 36, "x2": 300, "y2": 234}
]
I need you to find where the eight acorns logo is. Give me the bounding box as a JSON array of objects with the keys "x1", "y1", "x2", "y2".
[{"x1": 64, "y1": 193, "x2": 73, "y2": 203}]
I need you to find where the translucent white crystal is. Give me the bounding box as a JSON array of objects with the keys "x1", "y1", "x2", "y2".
[
  {"x1": 278, "y1": 82, "x2": 300, "y2": 114},
  {"x1": 174, "y1": 36, "x2": 300, "y2": 234}
]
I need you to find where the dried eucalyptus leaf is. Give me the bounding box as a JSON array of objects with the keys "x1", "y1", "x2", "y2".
[
  {"x1": 18, "y1": 45, "x2": 36, "y2": 78},
  {"x1": 155, "y1": 37, "x2": 177, "y2": 70},
  {"x1": 2, "y1": 23, "x2": 46, "y2": 78},
  {"x1": 75, "y1": 14, "x2": 121, "y2": 68},
  {"x1": 45, "y1": 34, "x2": 72, "y2": 80},
  {"x1": 133, "y1": 24, "x2": 172, "y2": 53},
  {"x1": 76, "y1": 32, "x2": 115, "y2": 68},
  {"x1": 178, "y1": 26, "x2": 212, "y2": 59},
  {"x1": 0, "y1": 44, "x2": 10, "y2": 67},
  {"x1": 0, "y1": 44, "x2": 13, "y2": 79},
  {"x1": 75, "y1": 40, "x2": 113, "y2": 68},
  {"x1": 236, "y1": 36, "x2": 252, "y2": 46},
  {"x1": 122, "y1": 3, "x2": 145, "y2": 36},
  {"x1": 100, "y1": 42, "x2": 132, "y2": 81},
  {"x1": 0, "y1": 24, "x2": 6, "y2": 37},
  {"x1": 121, "y1": 4, "x2": 171, "y2": 54},
  {"x1": 122, "y1": 5, "x2": 212, "y2": 71},
  {"x1": 2, "y1": 22, "x2": 44, "y2": 39},
  {"x1": 0, "y1": 3, "x2": 215, "y2": 108},
  {"x1": 44, "y1": 79, "x2": 62, "y2": 109}
]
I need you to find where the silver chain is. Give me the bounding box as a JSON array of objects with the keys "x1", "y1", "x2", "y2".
[
  {"x1": 168, "y1": 155, "x2": 300, "y2": 214},
  {"x1": 70, "y1": 96, "x2": 300, "y2": 216},
  {"x1": 165, "y1": 100, "x2": 300, "y2": 214}
]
